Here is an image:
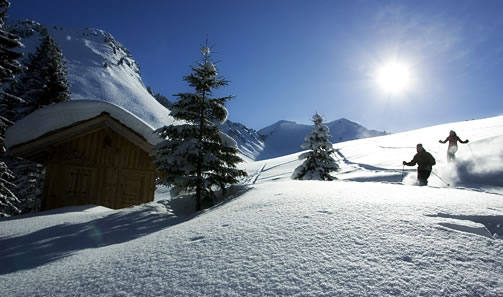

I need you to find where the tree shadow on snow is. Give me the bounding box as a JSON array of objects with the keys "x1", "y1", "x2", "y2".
[{"x1": 0, "y1": 203, "x2": 190, "y2": 275}]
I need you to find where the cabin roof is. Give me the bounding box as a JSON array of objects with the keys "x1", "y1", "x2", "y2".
[
  {"x1": 5, "y1": 100, "x2": 164, "y2": 161},
  {"x1": 5, "y1": 100, "x2": 163, "y2": 149}
]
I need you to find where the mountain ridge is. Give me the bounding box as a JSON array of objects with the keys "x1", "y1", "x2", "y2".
[
  {"x1": 256, "y1": 118, "x2": 387, "y2": 160},
  {"x1": 7, "y1": 19, "x2": 387, "y2": 161}
]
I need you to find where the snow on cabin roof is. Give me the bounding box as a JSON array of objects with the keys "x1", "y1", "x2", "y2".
[{"x1": 5, "y1": 100, "x2": 163, "y2": 149}]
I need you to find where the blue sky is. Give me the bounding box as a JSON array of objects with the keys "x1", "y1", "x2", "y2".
[{"x1": 8, "y1": 0, "x2": 503, "y2": 132}]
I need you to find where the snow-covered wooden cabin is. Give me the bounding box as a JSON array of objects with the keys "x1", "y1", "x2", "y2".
[{"x1": 5, "y1": 100, "x2": 162, "y2": 210}]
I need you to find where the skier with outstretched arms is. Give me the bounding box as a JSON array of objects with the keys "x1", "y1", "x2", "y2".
[{"x1": 439, "y1": 130, "x2": 469, "y2": 162}]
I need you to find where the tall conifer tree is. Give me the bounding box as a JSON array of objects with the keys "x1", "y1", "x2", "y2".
[
  {"x1": 0, "y1": 0, "x2": 22, "y2": 216},
  {"x1": 154, "y1": 43, "x2": 246, "y2": 211},
  {"x1": 14, "y1": 35, "x2": 70, "y2": 119}
]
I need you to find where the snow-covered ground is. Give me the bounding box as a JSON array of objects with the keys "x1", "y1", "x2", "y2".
[{"x1": 1, "y1": 116, "x2": 502, "y2": 296}]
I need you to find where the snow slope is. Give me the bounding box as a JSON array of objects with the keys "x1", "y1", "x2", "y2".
[
  {"x1": 8, "y1": 20, "x2": 174, "y2": 129},
  {"x1": 1, "y1": 116, "x2": 502, "y2": 296}
]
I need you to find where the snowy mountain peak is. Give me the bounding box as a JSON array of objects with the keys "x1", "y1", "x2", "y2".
[
  {"x1": 256, "y1": 118, "x2": 387, "y2": 160},
  {"x1": 7, "y1": 19, "x2": 173, "y2": 129},
  {"x1": 259, "y1": 120, "x2": 306, "y2": 137},
  {"x1": 9, "y1": 19, "x2": 141, "y2": 79}
]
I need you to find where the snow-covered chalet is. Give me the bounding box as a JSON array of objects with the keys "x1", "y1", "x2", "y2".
[{"x1": 5, "y1": 100, "x2": 162, "y2": 210}]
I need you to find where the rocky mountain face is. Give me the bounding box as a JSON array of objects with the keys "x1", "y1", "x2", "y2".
[{"x1": 218, "y1": 120, "x2": 264, "y2": 161}]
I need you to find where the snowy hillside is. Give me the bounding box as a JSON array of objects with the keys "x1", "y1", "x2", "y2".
[
  {"x1": 8, "y1": 19, "x2": 174, "y2": 129},
  {"x1": 257, "y1": 118, "x2": 386, "y2": 160},
  {"x1": 218, "y1": 119, "x2": 264, "y2": 161},
  {"x1": 1, "y1": 115, "x2": 502, "y2": 297}
]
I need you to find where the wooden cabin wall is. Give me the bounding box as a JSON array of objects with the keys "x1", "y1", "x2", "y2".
[{"x1": 43, "y1": 127, "x2": 156, "y2": 210}]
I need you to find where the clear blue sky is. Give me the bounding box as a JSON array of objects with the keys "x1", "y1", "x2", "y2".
[{"x1": 8, "y1": 0, "x2": 503, "y2": 132}]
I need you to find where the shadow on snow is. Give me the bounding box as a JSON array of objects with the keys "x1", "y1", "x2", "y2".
[
  {"x1": 0, "y1": 185, "x2": 253, "y2": 275},
  {"x1": 0, "y1": 205, "x2": 187, "y2": 275}
]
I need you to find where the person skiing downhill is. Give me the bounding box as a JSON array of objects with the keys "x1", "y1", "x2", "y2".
[
  {"x1": 403, "y1": 143, "x2": 436, "y2": 186},
  {"x1": 439, "y1": 130, "x2": 469, "y2": 162}
]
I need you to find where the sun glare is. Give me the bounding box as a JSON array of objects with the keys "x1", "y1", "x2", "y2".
[{"x1": 376, "y1": 60, "x2": 412, "y2": 95}]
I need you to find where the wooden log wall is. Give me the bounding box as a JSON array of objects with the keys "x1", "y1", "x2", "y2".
[{"x1": 43, "y1": 126, "x2": 156, "y2": 210}]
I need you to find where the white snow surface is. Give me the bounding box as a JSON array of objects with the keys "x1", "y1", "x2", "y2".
[
  {"x1": 4, "y1": 100, "x2": 162, "y2": 148},
  {"x1": 1, "y1": 116, "x2": 503, "y2": 296}
]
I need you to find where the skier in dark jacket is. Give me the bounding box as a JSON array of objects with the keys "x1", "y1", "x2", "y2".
[
  {"x1": 439, "y1": 130, "x2": 469, "y2": 162},
  {"x1": 403, "y1": 143, "x2": 436, "y2": 186}
]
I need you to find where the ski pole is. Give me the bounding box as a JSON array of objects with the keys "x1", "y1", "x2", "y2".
[
  {"x1": 466, "y1": 143, "x2": 479, "y2": 167},
  {"x1": 468, "y1": 143, "x2": 476, "y2": 159},
  {"x1": 431, "y1": 170, "x2": 450, "y2": 186}
]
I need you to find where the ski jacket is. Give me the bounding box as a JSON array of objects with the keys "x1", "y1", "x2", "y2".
[{"x1": 405, "y1": 150, "x2": 436, "y2": 171}]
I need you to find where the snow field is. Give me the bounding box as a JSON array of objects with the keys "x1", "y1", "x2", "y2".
[{"x1": 1, "y1": 181, "x2": 502, "y2": 297}]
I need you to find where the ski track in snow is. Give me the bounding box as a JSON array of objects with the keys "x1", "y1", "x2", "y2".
[{"x1": 247, "y1": 163, "x2": 267, "y2": 184}]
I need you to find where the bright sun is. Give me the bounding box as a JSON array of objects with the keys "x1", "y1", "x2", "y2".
[{"x1": 376, "y1": 61, "x2": 412, "y2": 95}]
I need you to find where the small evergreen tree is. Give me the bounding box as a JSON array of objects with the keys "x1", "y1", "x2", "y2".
[
  {"x1": 0, "y1": 0, "x2": 22, "y2": 216},
  {"x1": 292, "y1": 113, "x2": 339, "y2": 181},
  {"x1": 153, "y1": 43, "x2": 246, "y2": 211}
]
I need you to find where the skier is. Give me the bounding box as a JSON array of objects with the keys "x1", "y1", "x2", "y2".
[
  {"x1": 439, "y1": 130, "x2": 469, "y2": 162},
  {"x1": 403, "y1": 143, "x2": 436, "y2": 186}
]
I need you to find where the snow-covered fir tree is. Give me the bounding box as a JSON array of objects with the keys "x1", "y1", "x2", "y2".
[
  {"x1": 36, "y1": 35, "x2": 70, "y2": 106},
  {"x1": 1, "y1": 46, "x2": 43, "y2": 121},
  {"x1": 292, "y1": 113, "x2": 339, "y2": 181},
  {"x1": 153, "y1": 43, "x2": 247, "y2": 211},
  {"x1": 0, "y1": 0, "x2": 21, "y2": 216},
  {"x1": 6, "y1": 157, "x2": 43, "y2": 213},
  {"x1": 0, "y1": 0, "x2": 24, "y2": 121},
  {"x1": 0, "y1": 0, "x2": 22, "y2": 85},
  {"x1": 0, "y1": 116, "x2": 20, "y2": 217},
  {"x1": 0, "y1": 8, "x2": 55, "y2": 215}
]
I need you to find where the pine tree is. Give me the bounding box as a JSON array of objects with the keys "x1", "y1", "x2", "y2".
[
  {"x1": 0, "y1": 116, "x2": 20, "y2": 216},
  {"x1": 37, "y1": 36, "x2": 70, "y2": 105},
  {"x1": 0, "y1": 0, "x2": 22, "y2": 85},
  {"x1": 153, "y1": 43, "x2": 247, "y2": 211},
  {"x1": 0, "y1": 50, "x2": 40, "y2": 122},
  {"x1": 292, "y1": 113, "x2": 339, "y2": 181},
  {"x1": 7, "y1": 157, "x2": 43, "y2": 213},
  {"x1": 15, "y1": 35, "x2": 70, "y2": 119},
  {"x1": 0, "y1": 31, "x2": 65, "y2": 215},
  {"x1": 0, "y1": 0, "x2": 22, "y2": 216}
]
